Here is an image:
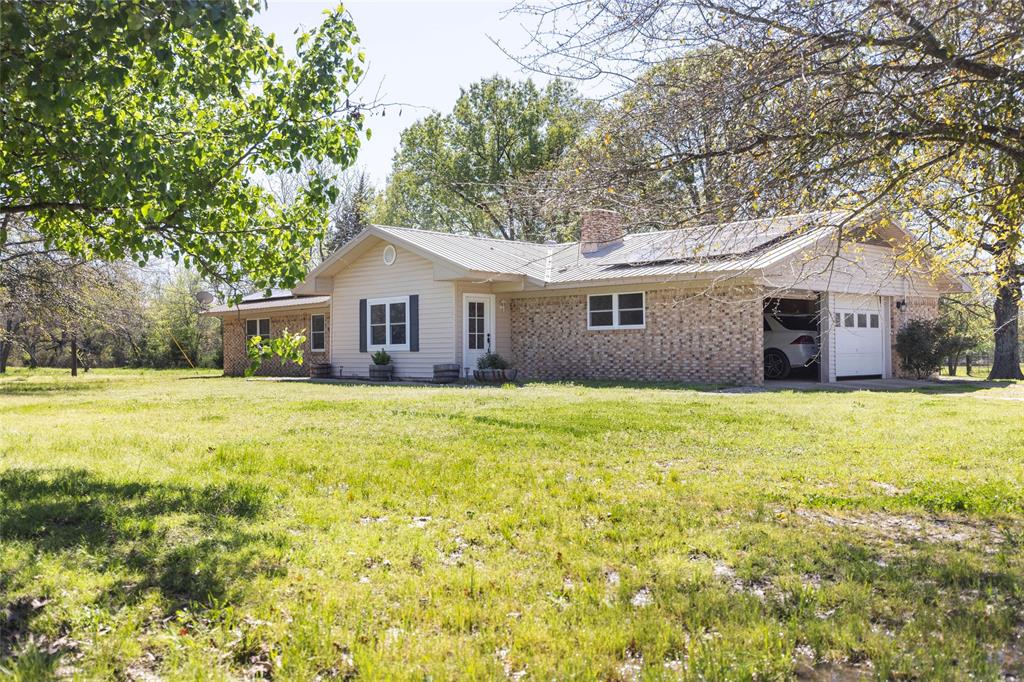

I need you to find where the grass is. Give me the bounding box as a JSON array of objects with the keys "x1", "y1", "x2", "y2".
[{"x1": 1, "y1": 368, "x2": 1023, "y2": 680}]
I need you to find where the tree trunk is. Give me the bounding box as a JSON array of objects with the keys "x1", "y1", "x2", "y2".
[
  {"x1": 947, "y1": 352, "x2": 959, "y2": 377},
  {"x1": 989, "y1": 275, "x2": 1024, "y2": 380},
  {"x1": 0, "y1": 318, "x2": 12, "y2": 373},
  {"x1": 71, "y1": 336, "x2": 78, "y2": 377},
  {"x1": 966, "y1": 354, "x2": 973, "y2": 376}
]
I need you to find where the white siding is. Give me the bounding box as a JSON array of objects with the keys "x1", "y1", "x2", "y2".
[
  {"x1": 762, "y1": 241, "x2": 944, "y2": 298},
  {"x1": 331, "y1": 240, "x2": 456, "y2": 379}
]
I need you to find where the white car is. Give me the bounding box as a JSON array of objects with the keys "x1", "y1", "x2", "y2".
[{"x1": 763, "y1": 313, "x2": 819, "y2": 379}]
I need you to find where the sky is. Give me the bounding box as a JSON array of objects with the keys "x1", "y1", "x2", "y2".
[{"x1": 253, "y1": 0, "x2": 551, "y2": 186}]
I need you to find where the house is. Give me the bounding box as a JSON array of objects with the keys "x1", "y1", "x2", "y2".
[{"x1": 203, "y1": 209, "x2": 967, "y2": 385}]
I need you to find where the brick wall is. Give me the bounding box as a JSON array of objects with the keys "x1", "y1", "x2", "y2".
[
  {"x1": 890, "y1": 295, "x2": 940, "y2": 378},
  {"x1": 508, "y1": 286, "x2": 763, "y2": 385},
  {"x1": 222, "y1": 310, "x2": 330, "y2": 377}
]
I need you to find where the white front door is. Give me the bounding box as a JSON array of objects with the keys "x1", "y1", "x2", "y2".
[
  {"x1": 463, "y1": 294, "x2": 495, "y2": 376},
  {"x1": 833, "y1": 294, "x2": 884, "y2": 378}
]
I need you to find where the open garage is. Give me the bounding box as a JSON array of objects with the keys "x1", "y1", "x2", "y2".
[
  {"x1": 762, "y1": 296, "x2": 821, "y2": 381},
  {"x1": 762, "y1": 292, "x2": 901, "y2": 383}
]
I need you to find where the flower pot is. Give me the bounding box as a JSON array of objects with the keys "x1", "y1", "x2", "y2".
[
  {"x1": 368, "y1": 363, "x2": 393, "y2": 381},
  {"x1": 473, "y1": 368, "x2": 518, "y2": 383}
]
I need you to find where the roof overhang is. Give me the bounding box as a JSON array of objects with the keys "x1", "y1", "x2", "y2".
[{"x1": 202, "y1": 295, "x2": 331, "y2": 318}]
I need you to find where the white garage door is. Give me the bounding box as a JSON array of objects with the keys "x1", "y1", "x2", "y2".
[{"x1": 833, "y1": 295, "x2": 884, "y2": 378}]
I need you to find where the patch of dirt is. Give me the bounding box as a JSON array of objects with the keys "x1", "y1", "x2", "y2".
[
  {"x1": 794, "y1": 509, "x2": 1007, "y2": 549},
  {"x1": 124, "y1": 651, "x2": 162, "y2": 681},
  {"x1": 630, "y1": 587, "x2": 653, "y2": 608},
  {"x1": 409, "y1": 516, "x2": 431, "y2": 528},
  {"x1": 2, "y1": 596, "x2": 80, "y2": 675},
  {"x1": 440, "y1": 537, "x2": 467, "y2": 567},
  {"x1": 868, "y1": 481, "x2": 909, "y2": 496},
  {"x1": 617, "y1": 647, "x2": 643, "y2": 682},
  {"x1": 711, "y1": 561, "x2": 774, "y2": 600},
  {"x1": 793, "y1": 643, "x2": 873, "y2": 681},
  {"x1": 496, "y1": 646, "x2": 527, "y2": 681},
  {"x1": 992, "y1": 630, "x2": 1024, "y2": 680}
]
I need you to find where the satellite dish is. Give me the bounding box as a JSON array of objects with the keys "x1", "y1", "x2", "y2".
[{"x1": 195, "y1": 290, "x2": 215, "y2": 306}]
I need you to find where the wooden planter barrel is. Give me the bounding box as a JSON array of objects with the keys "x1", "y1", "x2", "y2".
[
  {"x1": 433, "y1": 363, "x2": 460, "y2": 384},
  {"x1": 368, "y1": 363, "x2": 393, "y2": 381},
  {"x1": 310, "y1": 363, "x2": 333, "y2": 378}
]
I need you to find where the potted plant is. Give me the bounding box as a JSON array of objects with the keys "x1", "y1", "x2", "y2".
[
  {"x1": 369, "y1": 349, "x2": 393, "y2": 381},
  {"x1": 473, "y1": 351, "x2": 518, "y2": 383}
]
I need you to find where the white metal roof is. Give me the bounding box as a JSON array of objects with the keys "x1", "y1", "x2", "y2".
[
  {"x1": 365, "y1": 211, "x2": 849, "y2": 285},
  {"x1": 294, "y1": 209, "x2": 966, "y2": 294}
]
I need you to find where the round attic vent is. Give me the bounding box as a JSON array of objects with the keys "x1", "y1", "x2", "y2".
[{"x1": 382, "y1": 244, "x2": 397, "y2": 265}]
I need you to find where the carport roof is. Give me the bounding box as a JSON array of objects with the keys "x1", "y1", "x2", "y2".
[{"x1": 204, "y1": 294, "x2": 330, "y2": 316}]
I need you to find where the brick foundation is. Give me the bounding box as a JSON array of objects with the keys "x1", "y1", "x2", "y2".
[
  {"x1": 222, "y1": 310, "x2": 330, "y2": 377},
  {"x1": 508, "y1": 286, "x2": 763, "y2": 385}
]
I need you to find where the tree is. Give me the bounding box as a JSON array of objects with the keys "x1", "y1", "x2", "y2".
[
  {"x1": 375, "y1": 77, "x2": 593, "y2": 241},
  {"x1": 143, "y1": 269, "x2": 222, "y2": 369},
  {"x1": 553, "y1": 50, "x2": 824, "y2": 232},
  {"x1": 0, "y1": 220, "x2": 147, "y2": 373},
  {"x1": 1, "y1": 0, "x2": 366, "y2": 294},
  {"x1": 518, "y1": 0, "x2": 1024, "y2": 379},
  {"x1": 322, "y1": 168, "x2": 376, "y2": 257},
  {"x1": 939, "y1": 295, "x2": 990, "y2": 376},
  {"x1": 264, "y1": 163, "x2": 376, "y2": 264}
]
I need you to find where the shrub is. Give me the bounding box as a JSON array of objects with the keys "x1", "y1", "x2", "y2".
[
  {"x1": 371, "y1": 349, "x2": 391, "y2": 366},
  {"x1": 895, "y1": 319, "x2": 955, "y2": 379},
  {"x1": 476, "y1": 351, "x2": 509, "y2": 370}
]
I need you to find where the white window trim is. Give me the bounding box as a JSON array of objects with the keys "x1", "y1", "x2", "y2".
[
  {"x1": 310, "y1": 313, "x2": 326, "y2": 352},
  {"x1": 367, "y1": 296, "x2": 410, "y2": 352},
  {"x1": 587, "y1": 292, "x2": 646, "y2": 330},
  {"x1": 245, "y1": 318, "x2": 270, "y2": 341}
]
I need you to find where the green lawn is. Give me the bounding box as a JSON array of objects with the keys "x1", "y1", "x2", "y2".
[{"x1": 2, "y1": 369, "x2": 1023, "y2": 680}]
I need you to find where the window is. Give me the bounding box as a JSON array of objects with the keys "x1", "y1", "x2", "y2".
[
  {"x1": 310, "y1": 314, "x2": 326, "y2": 352},
  {"x1": 468, "y1": 301, "x2": 485, "y2": 350},
  {"x1": 588, "y1": 292, "x2": 645, "y2": 329},
  {"x1": 869, "y1": 313, "x2": 879, "y2": 328},
  {"x1": 857, "y1": 313, "x2": 867, "y2": 328},
  {"x1": 843, "y1": 313, "x2": 854, "y2": 328},
  {"x1": 367, "y1": 297, "x2": 409, "y2": 350},
  {"x1": 245, "y1": 318, "x2": 270, "y2": 342}
]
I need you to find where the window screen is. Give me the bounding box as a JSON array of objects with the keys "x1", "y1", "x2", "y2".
[
  {"x1": 246, "y1": 319, "x2": 269, "y2": 341},
  {"x1": 588, "y1": 293, "x2": 645, "y2": 329},
  {"x1": 588, "y1": 295, "x2": 614, "y2": 328},
  {"x1": 367, "y1": 298, "x2": 410, "y2": 349},
  {"x1": 310, "y1": 314, "x2": 326, "y2": 351}
]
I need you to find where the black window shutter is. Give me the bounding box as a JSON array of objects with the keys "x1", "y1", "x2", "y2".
[
  {"x1": 409, "y1": 295, "x2": 419, "y2": 352},
  {"x1": 358, "y1": 299, "x2": 367, "y2": 353}
]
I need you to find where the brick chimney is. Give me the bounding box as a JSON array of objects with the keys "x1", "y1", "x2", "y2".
[{"x1": 580, "y1": 209, "x2": 624, "y2": 255}]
